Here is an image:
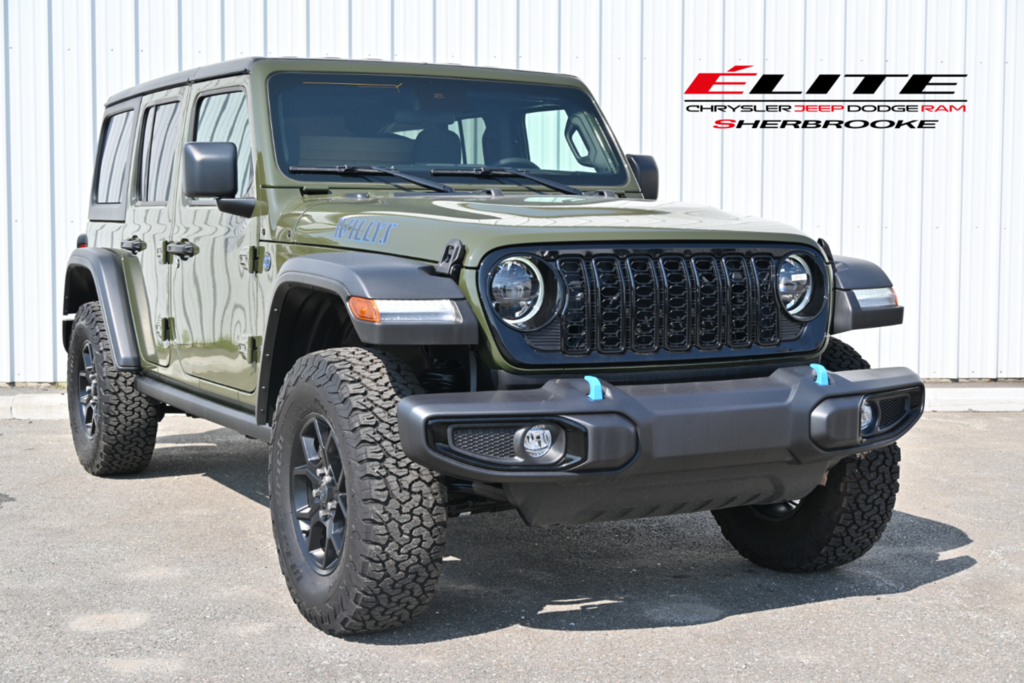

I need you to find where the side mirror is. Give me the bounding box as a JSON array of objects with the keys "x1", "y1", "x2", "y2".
[
  {"x1": 626, "y1": 154, "x2": 659, "y2": 200},
  {"x1": 183, "y1": 142, "x2": 254, "y2": 218}
]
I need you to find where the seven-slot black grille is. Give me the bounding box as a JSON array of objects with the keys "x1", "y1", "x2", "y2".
[{"x1": 549, "y1": 252, "x2": 790, "y2": 356}]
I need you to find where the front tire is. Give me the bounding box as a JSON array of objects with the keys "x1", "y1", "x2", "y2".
[
  {"x1": 711, "y1": 338, "x2": 900, "y2": 572},
  {"x1": 67, "y1": 302, "x2": 159, "y2": 476},
  {"x1": 269, "y1": 348, "x2": 447, "y2": 635}
]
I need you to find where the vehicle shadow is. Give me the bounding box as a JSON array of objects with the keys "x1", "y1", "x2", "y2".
[
  {"x1": 134, "y1": 425, "x2": 271, "y2": 508},
  {"x1": 362, "y1": 508, "x2": 975, "y2": 644},
  {"x1": 139, "y1": 425, "x2": 977, "y2": 642}
]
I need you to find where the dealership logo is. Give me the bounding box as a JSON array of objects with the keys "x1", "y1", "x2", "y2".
[
  {"x1": 683, "y1": 65, "x2": 967, "y2": 130},
  {"x1": 685, "y1": 65, "x2": 966, "y2": 98}
]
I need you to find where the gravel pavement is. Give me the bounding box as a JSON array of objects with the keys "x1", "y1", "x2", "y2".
[{"x1": 0, "y1": 412, "x2": 1021, "y2": 682}]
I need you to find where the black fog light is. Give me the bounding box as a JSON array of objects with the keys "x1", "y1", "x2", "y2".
[{"x1": 426, "y1": 418, "x2": 585, "y2": 469}]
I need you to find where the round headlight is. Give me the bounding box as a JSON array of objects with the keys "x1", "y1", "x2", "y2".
[
  {"x1": 778, "y1": 255, "x2": 813, "y2": 315},
  {"x1": 490, "y1": 257, "x2": 545, "y2": 327}
]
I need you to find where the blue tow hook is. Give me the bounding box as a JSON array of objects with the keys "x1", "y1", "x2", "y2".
[
  {"x1": 809, "y1": 363, "x2": 829, "y2": 386},
  {"x1": 583, "y1": 375, "x2": 604, "y2": 400}
]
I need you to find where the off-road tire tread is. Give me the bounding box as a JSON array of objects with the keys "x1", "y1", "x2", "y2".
[
  {"x1": 270, "y1": 348, "x2": 446, "y2": 636},
  {"x1": 711, "y1": 337, "x2": 900, "y2": 572},
  {"x1": 821, "y1": 337, "x2": 871, "y2": 371},
  {"x1": 68, "y1": 302, "x2": 159, "y2": 476},
  {"x1": 712, "y1": 444, "x2": 900, "y2": 572}
]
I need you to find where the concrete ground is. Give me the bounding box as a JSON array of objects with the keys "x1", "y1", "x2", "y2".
[{"x1": 0, "y1": 412, "x2": 1020, "y2": 682}]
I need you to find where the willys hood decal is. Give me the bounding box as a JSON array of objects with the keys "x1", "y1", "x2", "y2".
[{"x1": 285, "y1": 195, "x2": 818, "y2": 269}]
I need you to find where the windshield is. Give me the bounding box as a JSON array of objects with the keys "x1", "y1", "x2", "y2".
[{"x1": 267, "y1": 72, "x2": 627, "y2": 189}]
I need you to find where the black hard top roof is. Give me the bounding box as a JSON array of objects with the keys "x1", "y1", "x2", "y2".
[
  {"x1": 105, "y1": 57, "x2": 583, "y2": 108},
  {"x1": 105, "y1": 57, "x2": 262, "y2": 106}
]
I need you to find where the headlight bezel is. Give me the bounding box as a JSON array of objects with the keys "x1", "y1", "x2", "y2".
[
  {"x1": 486, "y1": 254, "x2": 564, "y2": 331},
  {"x1": 777, "y1": 251, "x2": 827, "y2": 322}
]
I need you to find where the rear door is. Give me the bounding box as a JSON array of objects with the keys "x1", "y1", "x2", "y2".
[
  {"x1": 125, "y1": 89, "x2": 186, "y2": 367},
  {"x1": 169, "y1": 78, "x2": 259, "y2": 393}
]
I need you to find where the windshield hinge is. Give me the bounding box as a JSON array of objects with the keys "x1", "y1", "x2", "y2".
[{"x1": 435, "y1": 239, "x2": 466, "y2": 280}]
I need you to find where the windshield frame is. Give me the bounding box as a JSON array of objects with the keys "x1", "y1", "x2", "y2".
[{"x1": 264, "y1": 70, "x2": 632, "y2": 192}]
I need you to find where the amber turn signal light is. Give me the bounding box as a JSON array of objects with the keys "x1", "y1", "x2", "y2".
[{"x1": 348, "y1": 297, "x2": 380, "y2": 323}]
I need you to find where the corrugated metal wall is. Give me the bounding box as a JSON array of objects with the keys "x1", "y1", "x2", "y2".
[{"x1": 1, "y1": 0, "x2": 1021, "y2": 382}]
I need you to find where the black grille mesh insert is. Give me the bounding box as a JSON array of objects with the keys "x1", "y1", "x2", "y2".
[
  {"x1": 451, "y1": 426, "x2": 517, "y2": 459},
  {"x1": 592, "y1": 257, "x2": 626, "y2": 353},
  {"x1": 659, "y1": 256, "x2": 692, "y2": 351},
  {"x1": 878, "y1": 397, "x2": 908, "y2": 429},
  {"x1": 751, "y1": 256, "x2": 780, "y2": 346},
  {"x1": 691, "y1": 256, "x2": 723, "y2": 350},
  {"x1": 722, "y1": 256, "x2": 752, "y2": 348}
]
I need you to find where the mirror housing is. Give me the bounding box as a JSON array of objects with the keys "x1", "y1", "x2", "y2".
[
  {"x1": 626, "y1": 154, "x2": 659, "y2": 200},
  {"x1": 183, "y1": 142, "x2": 238, "y2": 198},
  {"x1": 183, "y1": 142, "x2": 254, "y2": 218}
]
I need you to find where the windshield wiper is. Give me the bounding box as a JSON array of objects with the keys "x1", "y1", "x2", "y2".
[
  {"x1": 430, "y1": 167, "x2": 583, "y2": 195},
  {"x1": 288, "y1": 165, "x2": 455, "y2": 193}
]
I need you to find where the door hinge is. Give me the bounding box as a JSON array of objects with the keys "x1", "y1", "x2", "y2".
[
  {"x1": 239, "y1": 336, "x2": 261, "y2": 363},
  {"x1": 244, "y1": 245, "x2": 266, "y2": 274},
  {"x1": 159, "y1": 317, "x2": 175, "y2": 341}
]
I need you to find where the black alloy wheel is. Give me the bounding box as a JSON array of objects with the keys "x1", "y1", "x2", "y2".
[
  {"x1": 77, "y1": 340, "x2": 99, "y2": 438},
  {"x1": 291, "y1": 415, "x2": 349, "y2": 575},
  {"x1": 269, "y1": 347, "x2": 447, "y2": 635},
  {"x1": 66, "y1": 302, "x2": 159, "y2": 476}
]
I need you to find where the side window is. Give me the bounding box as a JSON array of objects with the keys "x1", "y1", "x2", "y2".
[
  {"x1": 95, "y1": 110, "x2": 136, "y2": 204},
  {"x1": 138, "y1": 102, "x2": 181, "y2": 204},
  {"x1": 195, "y1": 91, "x2": 252, "y2": 198}
]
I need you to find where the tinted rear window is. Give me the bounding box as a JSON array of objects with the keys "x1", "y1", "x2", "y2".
[{"x1": 95, "y1": 110, "x2": 136, "y2": 204}]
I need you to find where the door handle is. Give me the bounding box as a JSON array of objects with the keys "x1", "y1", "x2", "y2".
[
  {"x1": 165, "y1": 241, "x2": 196, "y2": 261},
  {"x1": 120, "y1": 237, "x2": 145, "y2": 255}
]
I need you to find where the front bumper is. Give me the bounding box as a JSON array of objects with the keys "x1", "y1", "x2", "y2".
[{"x1": 398, "y1": 366, "x2": 924, "y2": 527}]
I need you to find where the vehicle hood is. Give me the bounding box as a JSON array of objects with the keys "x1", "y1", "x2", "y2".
[{"x1": 284, "y1": 194, "x2": 819, "y2": 269}]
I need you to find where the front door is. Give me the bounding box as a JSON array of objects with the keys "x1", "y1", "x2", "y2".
[
  {"x1": 170, "y1": 79, "x2": 259, "y2": 393},
  {"x1": 126, "y1": 89, "x2": 186, "y2": 367}
]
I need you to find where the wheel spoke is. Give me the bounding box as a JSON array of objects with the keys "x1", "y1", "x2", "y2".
[
  {"x1": 300, "y1": 435, "x2": 321, "y2": 466},
  {"x1": 294, "y1": 498, "x2": 319, "y2": 521},
  {"x1": 293, "y1": 463, "x2": 320, "y2": 486},
  {"x1": 324, "y1": 515, "x2": 343, "y2": 567}
]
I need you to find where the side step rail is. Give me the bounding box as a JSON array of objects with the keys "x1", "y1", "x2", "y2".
[{"x1": 135, "y1": 375, "x2": 272, "y2": 443}]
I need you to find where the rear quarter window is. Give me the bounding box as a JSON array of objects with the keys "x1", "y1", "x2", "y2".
[{"x1": 95, "y1": 110, "x2": 136, "y2": 204}]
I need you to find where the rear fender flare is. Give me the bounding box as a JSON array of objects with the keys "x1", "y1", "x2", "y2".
[{"x1": 64, "y1": 249, "x2": 141, "y2": 371}]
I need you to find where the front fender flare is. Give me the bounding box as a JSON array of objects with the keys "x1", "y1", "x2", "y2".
[
  {"x1": 64, "y1": 249, "x2": 141, "y2": 371},
  {"x1": 256, "y1": 251, "x2": 480, "y2": 425},
  {"x1": 830, "y1": 255, "x2": 904, "y2": 334}
]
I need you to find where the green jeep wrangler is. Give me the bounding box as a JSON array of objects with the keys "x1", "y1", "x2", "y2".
[{"x1": 64, "y1": 57, "x2": 922, "y2": 635}]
